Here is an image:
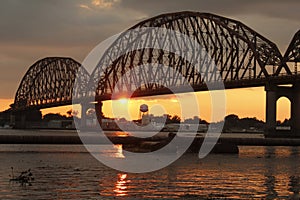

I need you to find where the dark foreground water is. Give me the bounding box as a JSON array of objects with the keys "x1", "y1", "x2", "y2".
[{"x1": 1, "y1": 144, "x2": 300, "y2": 199}]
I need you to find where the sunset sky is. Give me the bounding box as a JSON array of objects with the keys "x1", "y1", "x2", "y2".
[{"x1": 0, "y1": 0, "x2": 299, "y2": 122}]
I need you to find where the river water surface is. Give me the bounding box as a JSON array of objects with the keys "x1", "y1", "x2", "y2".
[{"x1": 0, "y1": 130, "x2": 300, "y2": 199}]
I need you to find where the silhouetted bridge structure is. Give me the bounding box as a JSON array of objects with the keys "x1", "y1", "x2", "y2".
[{"x1": 11, "y1": 12, "x2": 300, "y2": 136}]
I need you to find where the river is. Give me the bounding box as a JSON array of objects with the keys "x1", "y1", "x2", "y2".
[{"x1": 0, "y1": 129, "x2": 300, "y2": 199}]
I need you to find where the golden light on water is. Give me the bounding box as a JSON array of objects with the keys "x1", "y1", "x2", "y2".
[
  {"x1": 113, "y1": 144, "x2": 125, "y2": 158},
  {"x1": 115, "y1": 131, "x2": 129, "y2": 137},
  {"x1": 113, "y1": 174, "x2": 130, "y2": 197}
]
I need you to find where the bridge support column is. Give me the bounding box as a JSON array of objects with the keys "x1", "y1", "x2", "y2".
[
  {"x1": 80, "y1": 101, "x2": 103, "y2": 130},
  {"x1": 95, "y1": 101, "x2": 103, "y2": 128},
  {"x1": 265, "y1": 84, "x2": 277, "y2": 135},
  {"x1": 14, "y1": 112, "x2": 26, "y2": 129},
  {"x1": 265, "y1": 83, "x2": 300, "y2": 137},
  {"x1": 80, "y1": 103, "x2": 89, "y2": 130},
  {"x1": 13, "y1": 109, "x2": 42, "y2": 129},
  {"x1": 291, "y1": 84, "x2": 300, "y2": 135}
]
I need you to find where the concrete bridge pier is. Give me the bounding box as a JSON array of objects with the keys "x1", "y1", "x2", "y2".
[
  {"x1": 265, "y1": 83, "x2": 300, "y2": 137},
  {"x1": 13, "y1": 111, "x2": 26, "y2": 129},
  {"x1": 95, "y1": 101, "x2": 103, "y2": 127},
  {"x1": 13, "y1": 109, "x2": 42, "y2": 129},
  {"x1": 265, "y1": 84, "x2": 277, "y2": 134},
  {"x1": 80, "y1": 103, "x2": 89, "y2": 130},
  {"x1": 291, "y1": 84, "x2": 300, "y2": 135},
  {"x1": 80, "y1": 101, "x2": 103, "y2": 130}
]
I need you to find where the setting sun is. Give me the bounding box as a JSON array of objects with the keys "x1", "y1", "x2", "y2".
[{"x1": 118, "y1": 98, "x2": 129, "y2": 105}]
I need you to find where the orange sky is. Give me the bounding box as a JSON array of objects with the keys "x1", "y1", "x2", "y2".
[{"x1": 0, "y1": 87, "x2": 291, "y2": 122}]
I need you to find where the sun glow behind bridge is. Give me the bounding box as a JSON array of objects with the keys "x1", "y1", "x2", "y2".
[
  {"x1": 118, "y1": 98, "x2": 129, "y2": 105},
  {"x1": 1, "y1": 88, "x2": 290, "y2": 122}
]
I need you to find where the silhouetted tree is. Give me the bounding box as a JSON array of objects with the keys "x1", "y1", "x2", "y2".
[
  {"x1": 165, "y1": 115, "x2": 181, "y2": 124},
  {"x1": 66, "y1": 110, "x2": 72, "y2": 117},
  {"x1": 43, "y1": 113, "x2": 69, "y2": 121},
  {"x1": 277, "y1": 118, "x2": 291, "y2": 126},
  {"x1": 223, "y1": 114, "x2": 239, "y2": 131},
  {"x1": 223, "y1": 114, "x2": 265, "y2": 132},
  {"x1": 171, "y1": 115, "x2": 181, "y2": 123},
  {"x1": 184, "y1": 116, "x2": 209, "y2": 124}
]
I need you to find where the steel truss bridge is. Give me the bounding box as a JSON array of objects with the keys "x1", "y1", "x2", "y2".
[{"x1": 12, "y1": 12, "x2": 300, "y2": 133}]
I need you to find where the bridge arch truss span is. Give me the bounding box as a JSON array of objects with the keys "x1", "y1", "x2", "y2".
[
  {"x1": 284, "y1": 30, "x2": 300, "y2": 63},
  {"x1": 90, "y1": 11, "x2": 291, "y2": 99},
  {"x1": 14, "y1": 57, "x2": 90, "y2": 110}
]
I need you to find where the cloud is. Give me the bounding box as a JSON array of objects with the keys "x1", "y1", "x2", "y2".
[
  {"x1": 1, "y1": 1, "x2": 298, "y2": 48},
  {"x1": 118, "y1": 0, "x2": 300, "y2": 22},
  {"x1": 92, "y1": 0, "x2": 121, "y2": 8},
  {"x1": 78, "y1": 4, "x2": 93, "y2": 11},
  {"x1": 0, "y1": 0, "x2": 140, "y2": 47}
]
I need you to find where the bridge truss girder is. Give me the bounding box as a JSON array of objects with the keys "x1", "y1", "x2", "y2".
[
  {"x1": 284, "y1": 30, "x2": 300, "y2": 63},
  {"x1": 14, "y1": 57, "x2": 90, "y2": 110},
  {"x1": 13, "y1": 12, "x2": 299, "y2": 111},
  {"x1": 90, "y1": 12, "x2": 291, "y2": 99}
]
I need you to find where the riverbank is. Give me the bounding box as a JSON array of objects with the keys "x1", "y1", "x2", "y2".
[{"x1": 1, "y1": 129, "x2": 300, "y2": 146}]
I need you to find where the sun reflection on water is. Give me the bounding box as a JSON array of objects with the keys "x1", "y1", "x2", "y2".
[
  {"x1": 115, "y1": 131, "x2": 129, "y2": 137},
  {"x1": 113, "y1": 144, "x2": 125, "y2": 158},
  {"x1": 113, "y1": 174, "x2": 131, "y2": 197}
]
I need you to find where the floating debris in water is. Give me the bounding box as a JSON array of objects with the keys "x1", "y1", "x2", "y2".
[{"x1": 9, "y1": 167, "x2": 34, "y2": 186}]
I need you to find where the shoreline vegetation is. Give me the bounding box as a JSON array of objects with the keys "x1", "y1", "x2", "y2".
[{"x1": 1, "y1": 110, "x2": 282, "y2": 133}]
